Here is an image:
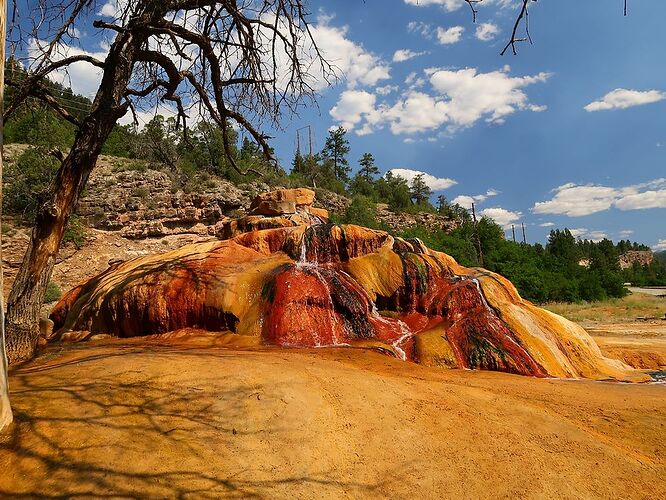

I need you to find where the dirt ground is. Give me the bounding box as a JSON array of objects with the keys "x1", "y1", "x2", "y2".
[
  {"x1": 589, "y1": 322, "x2": 666, "y2": 371},
  {"x1": 543, "y1": 294, "x2": 666, "y2": 370},
  {"x1": 2, "y1": 225, "x2": 665, "y2": 497},
  {"x1": 1, "y1": 336, "x2": 664, "y2": 499}
]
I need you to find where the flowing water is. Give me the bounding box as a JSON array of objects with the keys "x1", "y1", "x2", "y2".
[{"x1": 293, "y1": 228, "x2": 343, "y2": 346}]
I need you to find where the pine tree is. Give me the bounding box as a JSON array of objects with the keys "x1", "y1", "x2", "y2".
[
  {"x1": 358, "y1": 152, "x2": 379, "y2": 182},
  {"x1": 410, "y1": 174, "x2": 432, "y2": 206},
  {"x1": 321, "y1": 126, "x2": 350, "y2": 181},
  {"x1": 292, "y1": 150, "x2": 305, "y2": 174},
  {"x1": 437, "y1": 195, "x2": 449, "y2": 213}
]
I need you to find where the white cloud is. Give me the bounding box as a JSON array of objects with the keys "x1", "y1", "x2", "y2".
[
  {"x1": 588, "y1": 231, "x2": 609, "y2": 242},
  {"x1": 383, "y1": 91, "x2": 448, "y2": 134},
  {"x1": 405, "y1": 0, "x2": 516, "y2": 12},
  {"x1": 614, "y1": 186, "x2": 666, "y2": 210},
  {"x1": 568, "y1": 228, "x2": 588, "y2": 238},
  {"x1": 539, "y1": 222, "x2": 555, "y2": 227},
  {"x1": 376, "y1": 85, "x2": 398, "y2": 95},
  {"x1": 393, "y1": 49, "x2": 428, "y2": 62},
  {"x1": 407, "y1": 21, "x2": 432, "y2": 37},
  {"x1": 452, "y1": 189, "x2": 499, "y2": 206},
  {"x1": 405, "y1": 71, "x2": 426, "y2": 89},
  {"x1": 329, "y1": 90, "x2": 382, "y2": 136},
  {"x1": 388, "y1": 168, "x2": 457, "y2": 191},
  {"x1": 652, "y1": 239, "x2": 666, "y2": 252},
  {"x1": 584, "y1": 88, "x2": 666, "y2": 112},
  {"x1": 479, "y1": 207, "x2": 522, "y2": 229},
  {"x1": 312, "y1": 18, "x2": 391, "y2": 89},
  {"x1": 118, "y1": 102, "x2": 180, "y2": 127},
  {"x1": 488, "y1": 0, "x2": 516, "y2": 8},
  {"x1": 404, "y1": 0, "x2": 462, "y2": 11},
  {"x1": 428, "y1": 67, "x2": 550, "y2": 127},
  {"x1": 436, "y1": 26, "x2": 465, "y2": 45},
  {"x1": 28, "y1": 39, "x2": 107, "y2": 98},
  {"x1": 98, "y1": 1, "x2": 125, "y2": 17},
  {"x1": 330, "y1": 66, "x2": 550, "y2": 136},
  {"x1": 618, "y1": 229, "x2": 634, "y2": 237},
  {"x1": 533, "y1": 179, "x2": 666, "y2": 216},
  {"x1": 475, "y1": 23, "x2": 500, "y2": 42},
  {"x1": 451, "y1": 195, "x2": 475, "y2": 206}
]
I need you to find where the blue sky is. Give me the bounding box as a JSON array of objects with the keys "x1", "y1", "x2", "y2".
[
  {"x1": 268, "y1": 0, "x2": 666, "y2": 249},
  {"x1": 37, "y1": 0, "x2": 666, "y2": 248}
]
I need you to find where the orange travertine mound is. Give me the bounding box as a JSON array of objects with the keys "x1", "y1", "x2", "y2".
[{"x1": 51, "y1": 224, "x2": 648, "y2": 381}]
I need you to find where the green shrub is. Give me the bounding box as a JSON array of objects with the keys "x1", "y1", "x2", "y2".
[
  {"x1": 3, "y1": 147, "x2": 60, "y2": 221},
  {"x1": 339, "y1": 196, "x2": 382, "y2": 229},
  {"x1": 44, "y1": 282, "x2": 62, "y2": 303},
  {"x1": 62, "y1": 215, "x2": 87, "y2": 249}
]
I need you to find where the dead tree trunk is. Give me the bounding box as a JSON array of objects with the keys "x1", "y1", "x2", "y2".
[
  {"x1": 3, "y1": 1, "x2": 327, "y2": 363},
  {"x1": 0, "y1": 0, "x2": 13, "y2": 430},
  {"x1": 5, "y1": 17, "x2": 152, "y2": 364}
]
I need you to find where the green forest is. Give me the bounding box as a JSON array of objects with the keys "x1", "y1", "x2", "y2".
[{"x1": 4, "y1": 66, "x2": 666, "y2": 304}]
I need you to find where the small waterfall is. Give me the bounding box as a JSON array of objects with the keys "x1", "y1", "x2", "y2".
[
  {"x1": 370, "y1": 305, "x2": 413, "y2": 361},
  {"x1": 470, "y1": 278, "x2": 493, "y2": 312},
  {"x1": 391, "y1": 321, "x2": 414, "y2": 361},
  {"x1": 294, "y1": 227, "x2": 342, "y2": 346},
  {"x1": 298, "y1": 233, "x2": 308, "y2": 265}
]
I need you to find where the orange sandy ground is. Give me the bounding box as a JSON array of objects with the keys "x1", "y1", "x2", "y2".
[
  {"x1": 1, "y1": 335, "x2": 665, "y2": 499},
  {"x1": 590, "y1": 322, "x2": 666, "y2": 371}
]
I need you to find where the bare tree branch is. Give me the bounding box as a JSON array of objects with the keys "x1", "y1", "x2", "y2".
[
  {"x1": 5, "y1": 78, "x2": 82, "y2": 127},
  {"x1": 501, "y1": 0, "x2": 534, "y2": 56}
]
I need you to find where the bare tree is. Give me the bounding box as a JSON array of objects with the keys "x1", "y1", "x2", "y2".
[
  {"x1": 3, "y1": 0, "x2": 333, "y2": 363},
  {"x1": 0, "y1": 0, "x2": 12, "y2": 431}
]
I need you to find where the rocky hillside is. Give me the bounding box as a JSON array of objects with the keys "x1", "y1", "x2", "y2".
[
  {"x1": 619, "y1": 250, "x2": 653, "y2": 270},
  {"x1": 1, "y1": 146, "x2": 456, "y2": 239},
  {"x1": 73, "y1": 157, "x2": 457, "y2": 237},
  {"x1": 1, "y1": 149, "x2": 457, "y2": 301},
  {"x1": 75, "y1": 159, "x2": 255, "y2": 239}
]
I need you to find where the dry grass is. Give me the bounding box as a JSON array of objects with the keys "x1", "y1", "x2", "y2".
[{"x1": 543, "y1": 292, "x2": 666, "y2": 323}]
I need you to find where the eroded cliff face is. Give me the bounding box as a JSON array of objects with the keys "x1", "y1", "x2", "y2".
[{"x1": 50, "y1": 222, "x2": 647, "y2": 381}]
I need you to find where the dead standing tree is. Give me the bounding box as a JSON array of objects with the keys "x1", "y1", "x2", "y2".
[{"x1": 3, "y1": 0, "x2": 332, "y2": 363}]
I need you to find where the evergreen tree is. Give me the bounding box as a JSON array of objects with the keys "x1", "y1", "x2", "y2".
[
  {"x1": 321, "y1": 126, "x2": 350, "y2": 182},
  {"x1": 409, "y1": 173, "x2": 432, "y2": 206},
  {"x1": 375, "y1": 172, "x2": 411, "y2": 211},
  {"x1": 292, "y1": 150, "x2": 305, "y2": 174},
  {"x1": 437, "y1": 195, "x2": 449, "y2": 213},
  {"x1": 240, "y1": 136, "x2": 260, "y2": 162},
  {"x1": 358, "y1": 152, "x2": 379, "y2": 182}
]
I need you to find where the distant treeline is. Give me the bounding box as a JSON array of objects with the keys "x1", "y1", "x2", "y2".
[{"x1": 4, "y1": 65, "x2": 665, "y2": 302}]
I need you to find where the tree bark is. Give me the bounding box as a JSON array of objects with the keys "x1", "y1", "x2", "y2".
[
  {"x1": 4, "y1": 9, "x2": 156, "y2": 364},
  {"x1": 0, "y1": 0, "x2": 13, "y2": 431}
]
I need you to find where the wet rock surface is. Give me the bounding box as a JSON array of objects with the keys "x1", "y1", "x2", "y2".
[{"x1": 50, "y1": 223, "x2": 647, "y2": 381}]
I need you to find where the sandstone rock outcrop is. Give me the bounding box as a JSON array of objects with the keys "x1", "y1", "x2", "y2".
[
  {"x1": 213, "y1": 188, "x2": 328, "y2": 239},
  {"x1": 50, "y1": 223, "x2": 646, "y2": 381},
  {"x1": 249, "y1": 188, "x2": 316, "y2": 216}
]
